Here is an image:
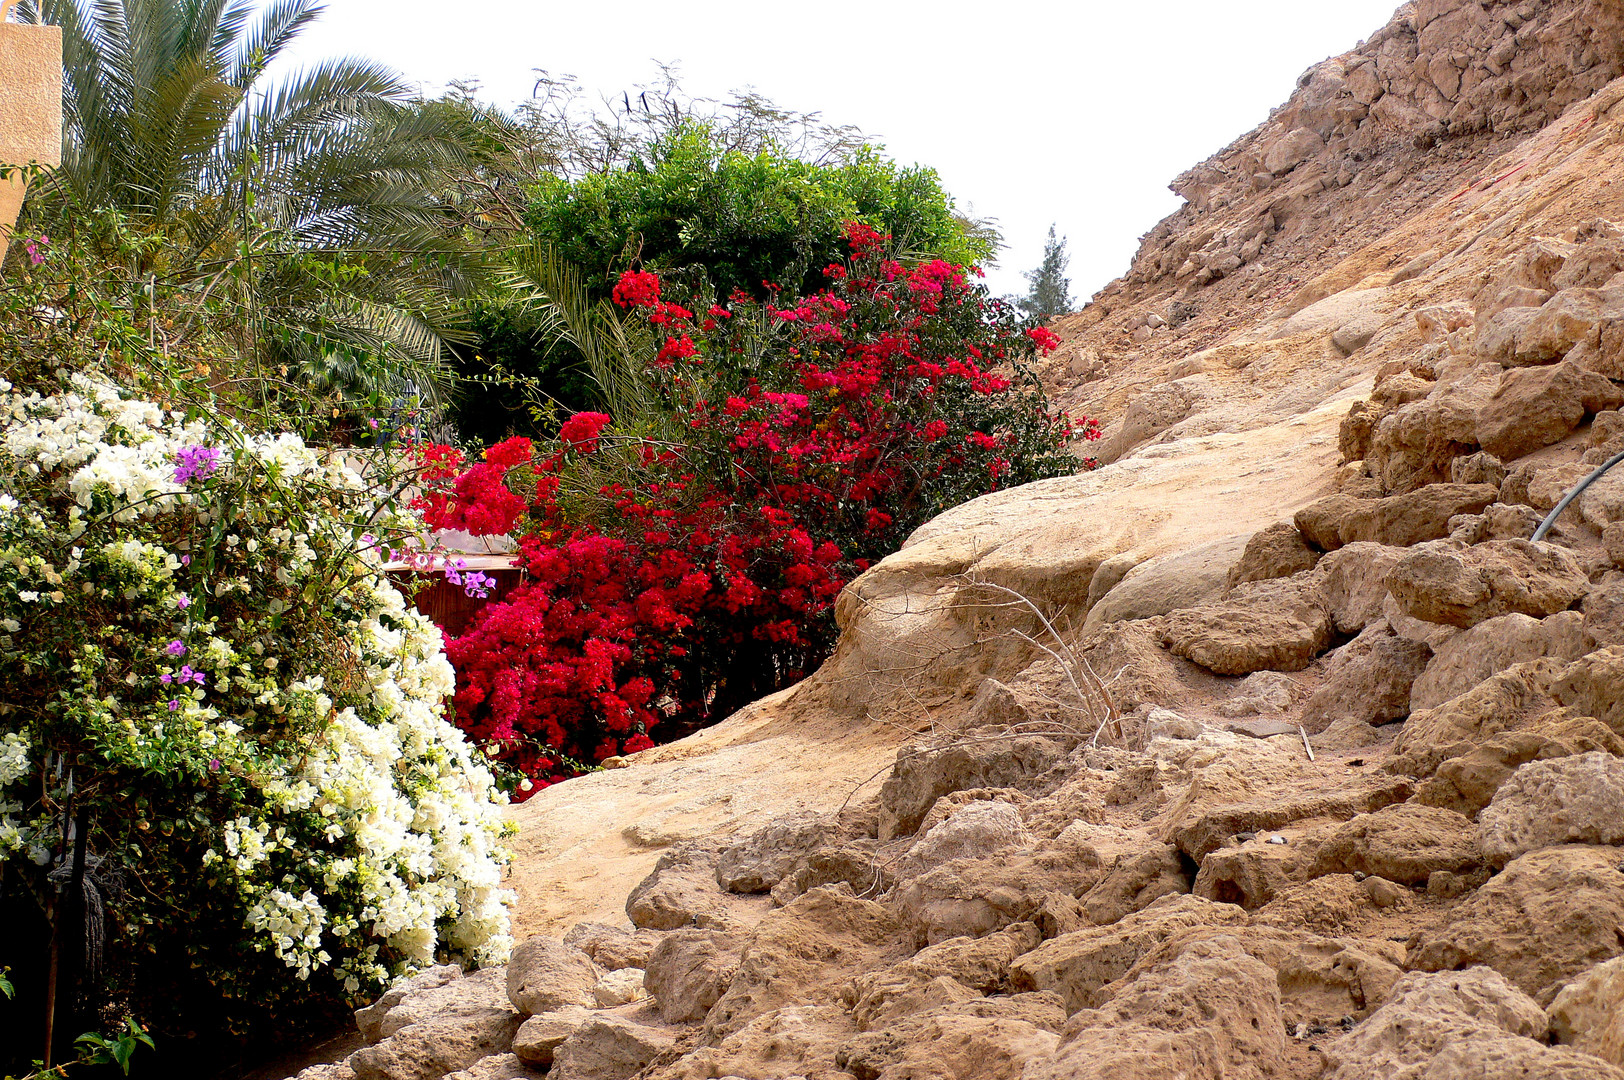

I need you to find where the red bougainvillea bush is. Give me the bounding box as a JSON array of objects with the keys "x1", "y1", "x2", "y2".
[{"x1": 417, "y1": 224, "x2": 1099, "y2": 796}]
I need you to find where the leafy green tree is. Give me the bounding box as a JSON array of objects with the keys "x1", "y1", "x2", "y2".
[
  {"x1": 1019, "y1": 224, "x2": 1073, "y2": 321},
  {"x1": 14, "y1": 0, "x2": 483, "y2": 405}
]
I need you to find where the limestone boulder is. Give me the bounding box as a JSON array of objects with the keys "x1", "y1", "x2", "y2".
[
  {"x1": 355, "y1": 965, "x2": 463, "y2": 1044},
  {"x1": 1584, "y1": 577, "x2": 1624, "y2": 653},
  {"x1": 1009, "y1": 894, "x2": 1249, "y2": 1013},
  {"x1": 505, "y1": 939, "x2": 599, "y2": 1016},
  {"x1": 1311, "y1": 803, "x2": 1481, "y2": 885},
  {"x1": 835, "y1": 1011, "x2": 1060, "y2": 1080},
  {"x1": 1322, "y1": 967, "x2": 1622, "y2": 1080},
  {"x1": 593, "y1": 968, "x2": 646, "y2": 1008},
  {"x1": 561, "y1": 924, "x2": 661, "y2": 972},
  {"x1": 877, "y1": 737, "x2": 1066, "y2": 841},
  {"x1": 892, "y1": 840, "x2": 1109, "y2": 946},
  {"x1": 442, "y1": 1056, "x2": 544, "y2": 1080},
  {"x1": 1316, "y1": 542, "x2": 1408, "y2": 633},
  {"x1": 1392, "y1": 659, "x2": 1569, "y2": 779},
  {"x1": 625, "y1": 843, "x2": 732, "y2": 931},
  {"x1": 654, "y1": 1004, "x2": 855, "y2": 1080},
  {"x1": 769, "y1": 839, "x2": 887, "y2": 906},
  {"x1": 511, "y1": 1007, "x2": 590, "y2": 1068},
  {"x1": 844, "y1": 922, "x2": 1042, "y2": 1030},
  {"x1": 1294, "y1": 483, "x2": 1498, "y2": 550},
  {"x1": 350, "y1": 968, "x2": 523, "y2": 1080},
  {"x1": 1407, "y1": 844, "x2": 1624, "y2": 1005},
  {"x1": 1409, "y1": 610, "x2": 1586, "y2": 711},
  {"x1": 1476, "y1": 360, "x2": 1624, "y2": 460},
  {"x1": 1191, "y1": 835, "x2": 1313, "y2": 910},
  {"x1": 702, "y1": 886, "x2": 914, "y2": 1041},
  {"x1": 1157, "y1": 575, "x2": 1333, "y2": 675},
  {"x1": 1548, "y1": 956, "x2": 1624, "y2": 1068},
  {"x1": 1412, "y1": 714, "x2": 1624, "y2": 817},
  {"x1": 1548, "y1": 645, "x2": 1624, "y2": 733},
  {"x1": 1021, "y1": 937, "x2": 1286, "y2": 1080},
  {"x1": 1385, "y1": 539, "x2": 1588, "y2": 629},
  {"x1": 549, "y1": 1015, "x2": 676, "y2": 1080},
  {"x1": 1480, "y1": 752, "x2": 1624, "y2": 866},
  {"x1": 1366, "y1": 363, "x2": 1503, "y2": 492},
  {"x1": 899, "y1": 800, "x2": 1028, "y2": 878},
  {"x1": 1298, "y1": 620, "x2": 1431, "y2": 733},
  {"x1": 1082, "y1": 534, "x2": 1249, "y2": 630},
  {"x1": 1225, "y1": 522, "x2": 1321, "y2": 589},
  {"x1": 643, "y1": 929, "x2": 742, "y2": 1024}
]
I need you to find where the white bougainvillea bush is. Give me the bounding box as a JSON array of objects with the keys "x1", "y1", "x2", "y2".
[{"x1": 0, "y1": 371, "x2": 511, "y2": 1033}]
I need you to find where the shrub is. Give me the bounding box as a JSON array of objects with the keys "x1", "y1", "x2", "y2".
[
  {"x1": 420, "y1": 225, "x2": 1097, "y2": 794},
  {"x1": 0, "y1": 252, "x2": 511, "y2": 1049}
]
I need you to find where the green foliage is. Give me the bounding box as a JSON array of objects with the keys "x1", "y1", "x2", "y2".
[
  {"x1": 13, "y1": 0, "x2": 487, "y2": 405},
  {"x1": 0, "y1": 211, "x2": 510, "y2": 1065},
  {"x1": 524, "y1": 125, "x2": 990, "y2": 302},
  {"x1": 1019, "y1": 224, "x2": 1073, "y2": 321}
]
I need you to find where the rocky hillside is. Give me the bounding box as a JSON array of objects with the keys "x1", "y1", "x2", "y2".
[{"x1": 290, "y1": 2, "x2": 1624, "y2": 1078}]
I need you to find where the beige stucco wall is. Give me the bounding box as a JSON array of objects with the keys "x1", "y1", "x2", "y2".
[{"x1": 0, "y1": 22, "x2": 63, "y2": 267}]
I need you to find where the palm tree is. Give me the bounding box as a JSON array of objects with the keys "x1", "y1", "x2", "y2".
[{"x1": 15, "y1": 0, "x2": 483, "y2": 405}]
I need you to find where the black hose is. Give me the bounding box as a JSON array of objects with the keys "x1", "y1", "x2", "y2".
[{"x1": 1532, "y1": 446, "x2": 1624, "y2": 542}]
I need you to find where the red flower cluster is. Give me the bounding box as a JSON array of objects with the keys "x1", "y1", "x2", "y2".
[{"x1": 418, "y1": 225, "x2": 1098, "y2": 797}]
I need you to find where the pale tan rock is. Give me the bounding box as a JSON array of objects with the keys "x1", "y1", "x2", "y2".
[
  {"x1": 1296, "y1": 482, "x2": 1500, "y2": 550},
  {"x1": 1299, "y1": 620, "x2": 1432, "y2": 732},
  {"x1": 844, "y1": 923, "x2": 1041, "y2": 1031},
  {"x1": 1480, "y1": 752, "x2": 1624, "y2": 866},
  {"x1": 1409, "y1": 610, "x2": 1586, "y2": 711},
  {"x1": 1367, "y1": 363, "x2": 1504, "y2": 492},
  {"x1": 442, "y1": 1054, "x2": 545, "y2": 1080},
  {"x1": 355, "y1": 965, "x2": 463, "y2": 1044},
  {"x1": 703, "y1": 886, "x2": 914, "y2": 1041},
  {"x1": 511, "y1": 1007, "x2": 590, "y2": 1067},
  {"x1": 505, "y1": 939, "x2": 598, "y2": 1017},
  {"x1": 1158, "y1": 574, "x2": 1333, "y2": 676},
  {"x1": 561, "y1": 923, "x2": 660, "y2": 972},
  {"x1": 1408, "y1": 844, "x2": 1624, "y2": 1005},
  {"x1": 1311, "y1": 803, "x2": 1481, "y2": 885},
  {"x1": 1392, "y1": 659, "x2": 1569, "y2": 779},
  {"x1": 625, "y1": 843, "x2": 732, "y2": 931},
  {"x1": 1411, "y1": 713, "x2": 1624, "y2": 817},
  {"x1": 1548, "y1": 956, "x2": 1624, "y2": 1067},
  {"x1": 835, "y1": 1011, "x2": 1060, "y2": 1080},
  {"x1": 1023, "y1": 938, "x2": 1286, "y2": 1080},
  {"x1": 1226, "y1": 522, "x2": 1321, "y2": 588},
  {"x1": 877, "y1": 737, "x2": 1066, "y2": 841},
  {"x1": 1548, "y1": 645, "x2": 1624, "y2": 733},
  {"x1": 1082, "y1": 533, "x2": 1249, "y2": 630},
  {"x1": 643, "y1": 929, "x2": 742, "y2": 1024},
  {"x1": 715, "y1": 812, "x2": 830, "y2": 894},
  {"x1": 1322, "y1": 967, "x2": 1622, "y2": 1080},
  {"x1": 594, "y1": 968, "x2": 646, "y2": 1008},
  {"x1": 1476, "y1": 360, "x2": 1624, "y2": 460},
  {"x1": 1316, "y1": 542, "x2": 1408, "y2": 634},
  {"x1": 652, "y1": 1004, "x2": 853, "y2": 1080},
  {"x1": 1386, "y1": 539, "x2": 1589, "y2": 629},
  {"x1": 1192, "y1": 836, "x2": 1310, "y2": 910},
  {"x1": 1451, "y1": 450, "x2": 1506, "y2": 486},
  {"x1": 549, "y1": 1014, "x2": 676, "y2": 1080},
  {"x1": 1585, "y1": 575, "x2": 1624, "y2": 648},
  {"x1": 1009, "y1": 894, "x2": 1249, "y2": 1012},
  {"x1": 350, "y1": 968, "x2": 523, "y2": 1080}
]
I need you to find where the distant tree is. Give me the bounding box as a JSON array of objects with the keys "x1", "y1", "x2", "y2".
[{"x1": 1019, "y1": 225, "x2": 1073, "y2": 320}]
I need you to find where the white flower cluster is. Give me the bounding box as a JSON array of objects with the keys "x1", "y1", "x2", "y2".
[{"x1": 0, "y1": 374, "x2": 513, "y2": 997}]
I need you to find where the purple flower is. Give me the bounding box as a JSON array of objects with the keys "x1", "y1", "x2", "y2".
[
  {"x1": 177, "y1": 665, "x2": 205, "y2": 686},
  {"x1": 160, "y1": 672, "x2": 172, "y2": 685},
  {"x1": 172, "y1": 445, "x2": 221, "y2": 485},
  {"x1": 209, "y1": 758, "x2": 221, "y2": 772},
  {"x1": 167, "y1": 699, "x2": 180, "y2": 711},
  {"x1": 166, "y1": 640, "x2": 187, "y2": 656},
  {"x1": 181, "y1": 554, "x2": 191, "y2": 566},
  {"x1": 175, "y1": 595, "x2": 191, "y2": 610}
]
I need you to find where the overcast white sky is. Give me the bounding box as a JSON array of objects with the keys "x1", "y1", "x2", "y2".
[{"x1": 276, "y1": 0, "x2": 1403, "y2": 302}]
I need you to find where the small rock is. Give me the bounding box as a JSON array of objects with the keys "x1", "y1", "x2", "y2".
[
  {"x1": 549, "y1": 1015, "x2": 676, "y2": 1080},
  {"x1": 505, "y1": 939, "x2": 599, "y2": 1016},
  {"x1": 593, "y1": 968, "x2": 646, "y2": 1008},
  {"x1": 511, "y1": 1007, "x2": 591, "y2": 1067},
  {"x1": 1363, "y1": 876, "x2": 1402, "y2": 909}
]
